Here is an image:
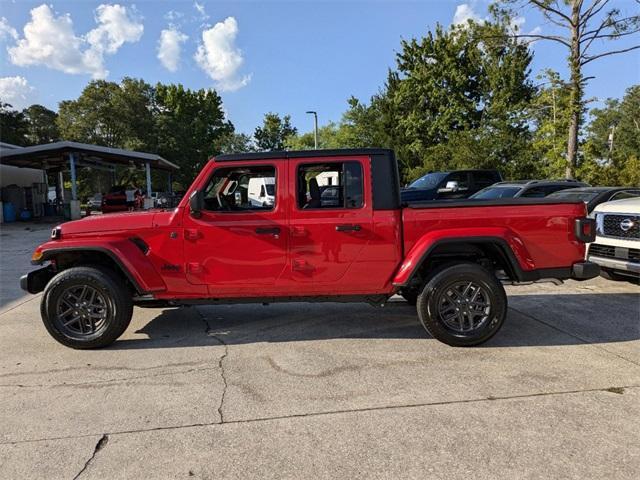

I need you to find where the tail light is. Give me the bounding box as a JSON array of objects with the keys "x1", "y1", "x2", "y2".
[{"x1": 575, "y1": 217, "x2": 596, "y2": 243}]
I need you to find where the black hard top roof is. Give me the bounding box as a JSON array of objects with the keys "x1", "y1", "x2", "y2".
[{"x1": 215, "y1": 148, "x2": 393, "y2": 162}]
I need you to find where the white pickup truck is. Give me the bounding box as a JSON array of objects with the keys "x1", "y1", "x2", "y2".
[{"x1": 587, "y1": 197, "x2": 640, "y2": 282}]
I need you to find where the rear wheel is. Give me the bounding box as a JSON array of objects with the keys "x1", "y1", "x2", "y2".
[
  {"x1": 41, "y1": 266, "x2": 133, "y2": 349},
  {"x1": 417, "y1": 263, "x2": 507, "y2": 347}
]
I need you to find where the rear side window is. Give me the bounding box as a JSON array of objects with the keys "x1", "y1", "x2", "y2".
[
  {"x1": 297, "y1": 161, "x2": 363, "y2": 209},
  {"x1": 472, "y1": 172, "x2": 499, "y2": 188}
]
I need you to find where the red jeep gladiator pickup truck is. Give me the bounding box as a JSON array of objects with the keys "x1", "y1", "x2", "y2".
[{"x1": 22, "y1": 149, "x2": 598, "y2": 349}]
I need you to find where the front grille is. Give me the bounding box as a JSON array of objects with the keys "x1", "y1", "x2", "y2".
[
  {"x1": 589, "y1": 243, "x2": 640, "y2": 262},
  {"x1": 602, "y1": 214, "x2": 640, "y2": 239}
]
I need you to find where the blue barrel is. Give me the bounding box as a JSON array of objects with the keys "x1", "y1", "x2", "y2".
[
  {"x1": 3, "y1": 202, "x2": 16, "y2": 223},
  {"x1": 19, "y1": 209, "x2": 32, "y2": 221}
]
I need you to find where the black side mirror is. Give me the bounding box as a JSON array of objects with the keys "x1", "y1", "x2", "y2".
[{"x1": 189, "y1": 190, "x2": 204, "y2": 218}]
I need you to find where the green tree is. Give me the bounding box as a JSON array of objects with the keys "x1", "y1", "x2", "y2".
[
  {"x1": 57, "y1": 78, "x2": 155, "y2": 150},
  {"x1": 343, "y1": 17, "x2": 536, "y2": 181},
  {"x1": 22, "y1": 104, "x2": 60, "y2": 145},
  {"x1": 496, "y1": 0, "x2": 640, "y2": 178},
  {"x1": 530, "y1": 70, "x2": 572, "y2": 178},
  {"x1": 581, "y1": 85, "x2": 640, "y2": 186},
  {"x1": 0, "y1": 103, "x2": 28, "y2": 146},
  {"x1": 220, "y1": 132, "x2": 255, "y2": 154},
  {"x1": 254, "y1": 113, "x2": 297, "y2": 151},
  {"x1": 154, "y1": 84, "x2": 233, "y2": 186}
]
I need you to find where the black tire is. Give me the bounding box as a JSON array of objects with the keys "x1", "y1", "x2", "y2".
[
  {"x1": 401, "y1": 290, "x2": 418, "y2": 306},
  {"x1": 40, "y1": 266, "x2": 133, "y2": 349},
  {"x1": 417, "y1": 263, "x2": 507, "y2": 347}
]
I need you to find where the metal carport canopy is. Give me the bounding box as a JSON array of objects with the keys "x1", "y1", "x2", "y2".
[{"x1": 0, "y1": 141, "x2": 179, "y2": 201}]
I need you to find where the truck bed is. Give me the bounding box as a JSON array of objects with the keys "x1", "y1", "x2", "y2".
[{"x1": 401, "y1": 199, "x2": 588, "y2": 276}]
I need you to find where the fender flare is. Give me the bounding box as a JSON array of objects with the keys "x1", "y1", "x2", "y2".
[
  {"x1": 34, "y1": 241, "x2": 166, "y2": 294},
  {"x1": 392, "y1": 230, "x2": 535, "y2": 287}
]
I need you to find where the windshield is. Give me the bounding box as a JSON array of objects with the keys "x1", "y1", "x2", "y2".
[
  {"x1": 407, "y1": 172, "x2": 448, "y2": 189},
  {"x1": 471, "y1": 186, "x2": 521, "y2": 199},
  {"x1": 265, "y1": 184, "x2": 275, "y2": 196},
  {"x1": 547, "y1": 191, "x2": 598, "y2": 202}
]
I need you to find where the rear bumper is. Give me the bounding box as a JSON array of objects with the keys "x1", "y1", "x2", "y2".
[
  {"x1": 588, "y1": 255, "x2": 640, "y2": 274},
  {"x1": 20, "y1": 266, "x2": 55, "y2": 294}
]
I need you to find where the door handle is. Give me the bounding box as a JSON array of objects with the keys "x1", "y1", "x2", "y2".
[
  {"x1": 255, "y1": 227, "x2": 281, "y2": 235},
  {"x1": 335, "y1": 224, "x2": 361, "y2": 232}
]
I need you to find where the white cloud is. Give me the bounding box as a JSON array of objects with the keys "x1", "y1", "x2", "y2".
[
  {"x1": 452, "y1": 3, "x2": 483, "y2": 26},
  {"x1": 194, "y1": 2, "x2": 209, "y2": 21},
  {"x1": 0, "y1": 76, "x2": 36, "y2": 109},
  {"x1": 7, "y1": 4, "x2": 143, "y2": 79},
  {"x1": 158, "y1": 28, "x2": 188, "y2": 72},
  {"x1": 164, "y1": 10, "x2": 184, "y2": 23},
  {"x1": 86, "y1": 4, "x2": 144, "y2": 55},
  {"x1": 0, "y1": 17, "x2": 18, "y2": 40},
  {"x1": 195, "y1": 17, "x2": 251, "y2": 92}
]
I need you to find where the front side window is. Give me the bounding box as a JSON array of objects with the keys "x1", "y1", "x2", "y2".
[
  {"x1": 203, "y1": 165, "x2": 276, "y2": 212},
  {"x1": 297, "y1": 161, "x2": 363, "y2": 209},
  {"x1": 443, "y1": 172, "x2": 470, "y2": 190}
]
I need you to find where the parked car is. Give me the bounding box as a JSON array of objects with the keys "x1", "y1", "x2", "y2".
[
  {"x1": 400, "y1": 170, "x2": 502, "y2": 202},
  {"x1": 470, "y1": 179, "x2": 589, "y2": 199},
  {"x1": 86, "y1": 193, "x2": 102, "y2": 211},
  {"x1": 587, "y1": 197, "x2": 639, "y2": 283},
  {"x1": 546, "y1": 186, "x2": 640, "y2": 214},
  {"x1": 22, "y1": 149, "x2": 598, "y2": 350},
  {"x1": 101, "y1": 186, "x2": 128, "y2": 213}
]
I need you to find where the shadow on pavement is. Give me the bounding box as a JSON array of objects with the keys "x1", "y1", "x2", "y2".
[{"x1": 108, "y1": 293, "x2": 640, "y2": 350}]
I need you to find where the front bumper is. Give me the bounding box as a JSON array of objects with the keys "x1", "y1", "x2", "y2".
[
  {"x1": 588, "y1": 255, "x2": 640, "y2": 274},
  {"x1": 20, "y1": 266, "x2": 55, "y2": 294},
  {"x1": 571, "y1": 261, "x2": 600, "y2": 280}
]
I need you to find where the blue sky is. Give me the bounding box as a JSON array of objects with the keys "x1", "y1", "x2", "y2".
[{"x1": 1, "y1": 0, "x2": 638, "y2": 135}]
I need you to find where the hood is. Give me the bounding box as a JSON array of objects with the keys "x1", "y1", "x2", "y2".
[
  {"x1": 593, "y1": 197, "x2": 640, "y2": 214},
  {"x1": 59, "y1": 210, "x2": 157, "y2": 235}
]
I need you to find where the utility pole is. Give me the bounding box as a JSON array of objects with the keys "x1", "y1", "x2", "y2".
[
  {"x1": 608, "y1": 124, "x2": 616, "y2": 163},
  {"x1": 306, "y1": 111, "x2": 318, "y2": 149}
]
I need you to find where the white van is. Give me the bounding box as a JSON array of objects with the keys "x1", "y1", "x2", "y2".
[{"x1": 247, "y1": 177, "x2": 275, "y2": 207}]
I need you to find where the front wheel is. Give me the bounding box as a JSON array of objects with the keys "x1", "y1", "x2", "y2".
[
  {"x1": 417, "y1": 263, "x2": 507, "y2": 347},
  {"x1": 41, "y1": 266, "x2": 133, "y2": 349}
]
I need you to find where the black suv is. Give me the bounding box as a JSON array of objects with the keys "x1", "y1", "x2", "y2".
[
  {"x1": 400, "y1": 170, "x2": 502, "y2": 203},
  {"x1": 470, "y1": 179, "x2": 589, "y2": 200}
]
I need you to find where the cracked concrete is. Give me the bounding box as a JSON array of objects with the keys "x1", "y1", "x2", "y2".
[
  {"x1": 194, "y1": 305, "x2": 230, "y2": 423},
  {"x1": 1, "y1": 225, "x2": 639, "y2": 478},
  {"x1": 73, "y1": 434, "x2": 108, "y2": 480}
]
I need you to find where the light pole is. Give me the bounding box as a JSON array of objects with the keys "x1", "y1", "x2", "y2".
[{"x1": 306, "y1": 111, "x2": 318, "y2": 149}]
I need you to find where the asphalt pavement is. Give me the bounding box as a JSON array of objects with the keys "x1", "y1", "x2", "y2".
[{"x1": 0, "y1": 222, "x2": 638, "y2": 479}]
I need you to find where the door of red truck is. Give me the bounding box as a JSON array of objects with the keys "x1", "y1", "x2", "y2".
[
  {"x1": 182, "y1": 160, "x2": 288, "y2": 290},
  {"x1": 287, "y1": 156, "x2": 374, "y2": 288}
]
